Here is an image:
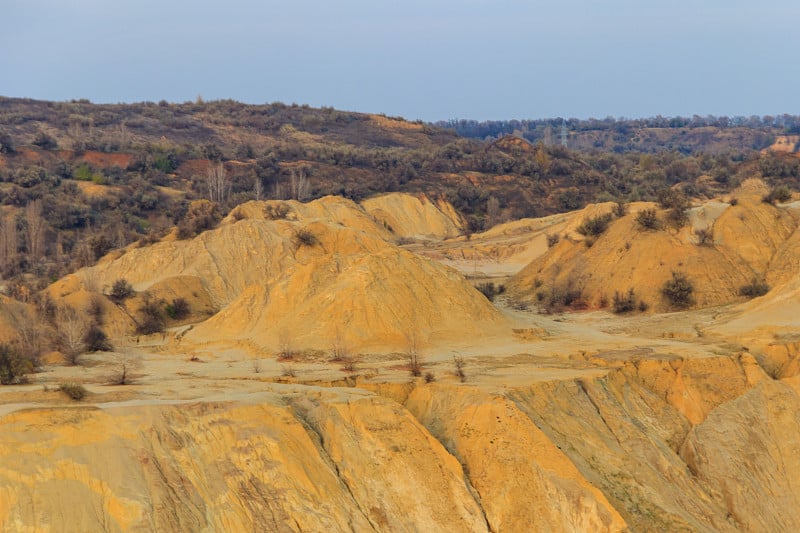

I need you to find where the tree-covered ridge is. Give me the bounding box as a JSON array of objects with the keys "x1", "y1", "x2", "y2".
[
  {"x1": 436, "y1": 115, "x2": 800, "y2": 153},
  {"x1": 0, "y1": 97, "x2": 798, "y2": 299}
]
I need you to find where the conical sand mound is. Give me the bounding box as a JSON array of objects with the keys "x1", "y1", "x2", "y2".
[
  {"x1": 50, "y1": 196, "x2": 507, "y2": 352},
  {"x1": 508, "y1": 182, "x2": 799, "y2": 312}
]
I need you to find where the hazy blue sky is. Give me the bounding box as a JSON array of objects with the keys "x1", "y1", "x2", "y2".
[{"x1": 2, "y1": 0, "x2": 798, "y2": 121}]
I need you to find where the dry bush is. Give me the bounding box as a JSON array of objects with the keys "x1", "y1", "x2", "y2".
[
  {"x1": 58, "y1": 382, "x2": 87, "y2": 401},
  {"x1": 661, "y1": 271, "x2": 694, "y2": 309},
  {"x1": 453, "y1": 355, "x2": 466, "y2": 382},
  {"x1": 635, "y1": 208, "x2": 660, "y2": 230},
  {"x1": 0, "y1": 343, "x2": 35, "y2": 385},
  {"x1": 576, "y1": 212, "x2": 613, "y2": 237},
  {"x1": 293, "y1": 228, "x2": 319, "y2": 248},
  {"x1": 165, "y1": 297, "x2": 189, "y2": 320},
  {"x1": 136, "y1": 293, "x2": 165, "y2": 335},
  {"x1": 109, "y1": 279, "x2": 134, "y2": 303},
  {"x1": 739, "y1": 278, "x2": 770, "y2": 298}
]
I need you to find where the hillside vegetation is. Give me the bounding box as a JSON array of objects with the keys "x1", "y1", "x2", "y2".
[{"x1": 1, "y1": 98, "x2": 800, "y2": 303}]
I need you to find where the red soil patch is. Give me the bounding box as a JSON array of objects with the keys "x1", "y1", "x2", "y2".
[{"x1": 75, "y1": 151, "x2": 132, "y2": 169}]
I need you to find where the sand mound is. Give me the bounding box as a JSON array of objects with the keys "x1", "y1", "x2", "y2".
[
  {"x1": 52, "y1": 196, "x2": 506, "y2": 352},
  {"x1": 508, "y1": 185, "x2": 800, "y2": 311},
  {"x1": 361, "y1": 193, "x2": 464, "y2": 240}
]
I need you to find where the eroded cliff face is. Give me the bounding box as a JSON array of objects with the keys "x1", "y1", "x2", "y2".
[{"x1": 2, "y1": 353, "x2": 799, "y2": 532}]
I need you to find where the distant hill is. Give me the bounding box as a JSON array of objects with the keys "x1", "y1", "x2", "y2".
[
  {"x1": 436, "y1": 115, "x2": 800, "y2": 154},
  {"x1": 0, "y1": 97, "x2": 799, "y2": 298}
]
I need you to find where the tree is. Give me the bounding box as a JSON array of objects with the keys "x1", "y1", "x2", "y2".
[
  {"x1": 0, "y1": 214, "x2": 17, "y2": 272},
  {"x1": 24, "y1": 200, "x2": 46, "y2": 262},
  {"x1": 486, "y1": 196, "x2": 501, "y2": 228},
  {"x1": 289, "y1": 168, "x2": 311, "y2": 201},
  {"x1": 57, "y1": 305, "x2": 88, "y2": 365},
  {"x1": 206, "y1": 162, "x2": 229, "y2": 203},
  {"x1": 110, "y1": 351, "x2": 143, "y2": 385},
  {"x1": 0, "y1": 343, "x2": 34, "y2": 385}
]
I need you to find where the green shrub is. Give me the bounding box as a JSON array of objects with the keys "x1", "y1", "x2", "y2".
[
  {"x1": 661, "y1": 272, "x2": 694, "y2": 309},
  {"x1": 58, "y1": 382, "x2": 87, "y2": 401}
]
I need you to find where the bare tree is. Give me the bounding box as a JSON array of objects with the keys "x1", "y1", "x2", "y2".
[
  {"x1": 486, "y1": 196, "x2": 501, "y2": 228},
  {"x1": 405, "y1": 329, "x2": 423, "y2": 377},
  {"x1": 0, "y1": 214, "x2": 17, "y2": 271},
  {"x1": 206, "y1": 162, "x2": 229, "y2": 203},
  {"x1": 57, "y1": 305, "x2": 88, "y2": 365},
  {"x1": 253, "y1": 174, "x2": 263, "y2": 201},
  {"x1": 24, "y1": 200, "x2": 46, "y2": 262},
  {"x1": 289, "y1": 168, "x2": 310, "y2": 201},
  {"x1": 277, "y1": 329, "x2": 295, "y2": 360},
  {"x1": 110, "y1": 351, "x2": 143, "y2": 385}
]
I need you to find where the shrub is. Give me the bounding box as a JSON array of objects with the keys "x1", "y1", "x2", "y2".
[
  {"x1": 546, "y1": 233, "x2": 560, "y2": 248},
  {"x1": 665, "y1": 206, "x2": 689, "y2": 230},
  {"x1": 576, "y1": 213, "x2": 613, "y2": 237},
  {"x1": 424, "y1": 372, "x2": 436, "y2": 383},
  {"x1": 475, "y1": 282, "x2": 505, "y2": 302},
  {"x1": 0, "y1": 343, "x2": 34, "y2": 385},
  {"x1": 165, "y1": 297, "x2": 189, "y2": 320},
  {"x1": 136, "y1": 293, "x2": 165, "y2": 335},
  {"x1": 739, "y1": 278, "x2": 770, "y2": 298},
  {"x1": 109, "y1": 279, "x2": 134, "y2": 303},
  {"x1": 453, "y1": 355, "x2": 466, "y2": 382},
  {"x1": 657, "y1": 188, "x2": 689, "y2": 210},
  {"x1": 635, "y1": 208, "x2": 660, "y2": 230},
  {"x1": 762, "y1": 185, "x2": 792, "y2": 204},
  {"x1": 294, "y1": 228, "x2": 318, "y2": 248},
  {"x1": 84, "y1": 324, "x2": 113, "y2": 352},
  {"x1": 694, "y1": 228, "x2": 713, "y2": 246},
  {"x1": 612, "y1": 288, "x2": 637, "y2": 313},
  {"x1": 32, "y1": 131, "x2": 57, "y2": 150},
  {"x1": 612, "y1": 201, "x2": 627, "y2": 218},
  {"x1": 177, "y1": 200, "x2": 221, "y2": 239},
  {"x1": 58, "y1": 382, "x2": 87, "y2": 401},
  {"x1": 264, "y1": 203, "x2": 291, "y2": 220},
  {"x1": 661, "y1": 271, "x2": 694, "y2": 309}
]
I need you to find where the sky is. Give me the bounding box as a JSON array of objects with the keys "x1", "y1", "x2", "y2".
[{"x1": 1, "y1": 0, "x2": 798, "y2": 121}]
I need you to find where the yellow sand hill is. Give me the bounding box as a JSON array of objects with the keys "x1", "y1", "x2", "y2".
[
  {"x1": 508, "y1": 181, "x2": 800, "y2": 311},
  {"x1": 49, "y1": 196, "x2": 506, "y2": 352},
  {"x1": 361, "y1": 192, "x2": 464, "y2": 240}
]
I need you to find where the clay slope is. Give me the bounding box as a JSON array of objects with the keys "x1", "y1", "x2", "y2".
[
  {"x1": 0, "y1": 391, "x2": 488, "y2": 532},
  {"x1": 49, "y1": 196, "x2": 506, "y2": 352},
  {"x1": 508, "y1": 183, "x2": 800, "y2": 311},
  {"x1": 362, "y1": 192, "x2": 464, "y2": 240}
]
